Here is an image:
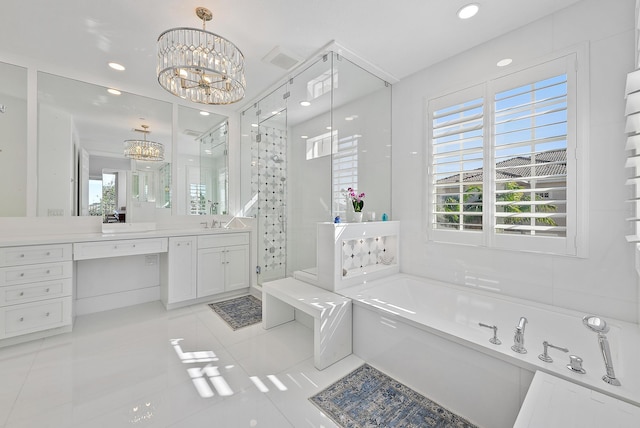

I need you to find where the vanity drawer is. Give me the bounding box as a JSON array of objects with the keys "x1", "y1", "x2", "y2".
[
  {"x1": 0, "y1": 278, "x2": 72, "y2": 307},
  {"x1": 0, "y1": 297, "x2": 72, "y2": 338},
  {"x1": 0, "y1": 261, "x2": 72, "y2": 286},
  {"x1": 198, "y1": 233, "x2": 249, "y2": 249},
  {"x1": 73, "y1": 237, "x2": 168, "y2": 260},
  {"x1": 0, "y1": 244, "x2": 72, "y2": 267}
]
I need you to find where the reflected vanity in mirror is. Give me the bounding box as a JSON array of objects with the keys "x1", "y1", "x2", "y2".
[{"x1": 0, "y1": 60, "x2": 229, "y2": 222}]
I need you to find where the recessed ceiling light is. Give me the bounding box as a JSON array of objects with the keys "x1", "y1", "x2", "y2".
[
  {"x1": 300, "y1": 101, "x2": 311, "y2": 107},
  {"x1": 107, "y1": 88, "x2": 121, "y2": 95},
  {"x1": 326, "y1": 126, "x2": 332, "y2": 130},
  {"x1": 251, "y1": 123, "x2": 258, "y2": 127},
  {"x1": 108, "y1": 62, "x2": 125, "y2": 71},
  {"x1": 497, "y1": 58, "x2": 513, "y2": 67},
  {"x1": 200, "y1": 111, "x2": 210, "y2": 116},
  {"x1": 457, "y1": 3, "x2": 479, "y2": 19},
  {"x1": 301, "y1": 135, "x2": 308, "y2": 139}
]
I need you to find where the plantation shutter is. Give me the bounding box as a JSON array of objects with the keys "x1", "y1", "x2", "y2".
[
  {"x1": 430, "y1": 94, "x2": 485, "y2": 232},
  {"x1": 625, "y1": 69, "x2": 640, "y2": 242},
  {"x1": 333, "y1": 134, "x2": 358, "y2": 214},
  {"x1": 493, "y1": 74, "x2": 568, "y2": 237}
]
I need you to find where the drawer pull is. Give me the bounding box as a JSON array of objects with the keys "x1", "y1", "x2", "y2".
[
  {"x1": 45, "y1": 288, "x2": 50, "y2": 292},
  {"x1": 133, "y1": 244, "x2": 136, "y2": 248},
  {"x1": 46, "y1": 270, "x2": 50, "y2": 274},
  {"x1": 20, "y1": 273, "x2": 24, "y2": 277},
  {"x1": 20, "y1": 254, "x2": 25, "y2": 258},
  {"x1": 19, "y1": 292, "x2": 24, "y2": 296},
  {"x1": 45, "y1": 312, "x2": 50, "y2": 317},
  {"x1": 19, "y1": 317, "x2": 24, "y2": 322},
  {"x1": 46, "y1": 252, "x2": 51, "y2": 256}
]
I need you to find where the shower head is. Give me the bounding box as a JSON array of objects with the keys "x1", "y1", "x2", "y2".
[{"x1": 583, "y1": 315, "x2": 609, "y2": 334}]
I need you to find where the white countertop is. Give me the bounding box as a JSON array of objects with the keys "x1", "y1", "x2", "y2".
[
  {"x1": 514, "y1": 371, "x2": 640, "y2": 427},
  {"x1": 0, "y1": 225, "x2": 250, "y2": 247}
]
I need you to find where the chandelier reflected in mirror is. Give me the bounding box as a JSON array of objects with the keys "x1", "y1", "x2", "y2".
[
  {"x1": 157, "y1": 7, "x2": 245, "y2": 105},
  {"x1": 124, "y1": 125, "x2": 165, "y2": 161}
]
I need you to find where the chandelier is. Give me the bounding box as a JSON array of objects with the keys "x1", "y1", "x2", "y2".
[
  {"x1": 157, "y1": 7, "x2": 246, "y2": 105},
  {"x1": 124, "y1": 125, "x2": 165, "y2": 161}
]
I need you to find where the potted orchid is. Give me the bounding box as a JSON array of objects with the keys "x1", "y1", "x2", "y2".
[{"x1": 347, "y1": 187, "x2": 365, "y2": 222}]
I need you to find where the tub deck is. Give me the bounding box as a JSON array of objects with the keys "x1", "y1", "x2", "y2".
[{"x1": 339, "y1": 273, "x2": 640, "y2": 407}]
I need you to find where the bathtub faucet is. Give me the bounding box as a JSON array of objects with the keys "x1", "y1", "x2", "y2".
[
  {"x1": 583, "y1": 315, "x2": 621, "y2": 386},
  {"x1": 511, "y1": 317, "x2": 528, "y2": 354}
]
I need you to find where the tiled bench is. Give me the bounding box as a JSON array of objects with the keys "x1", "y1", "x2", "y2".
[{"x1": 262, "y1": 277, "x2": 352, "y2": 370}]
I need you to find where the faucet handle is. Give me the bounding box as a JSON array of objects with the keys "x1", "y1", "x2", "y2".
[
  {"x1": 478, "y1": 322, "x2": 501, "y2": 345},
  {"x1": 567, "y1": 355, "x2": 586, "y2": 374},
  {"x1": 538, "y1": 340, "x2": 569, "y2": 363}
]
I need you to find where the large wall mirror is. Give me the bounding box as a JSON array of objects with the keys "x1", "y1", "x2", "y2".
[
  {"x1": 0, "y1": 62, "x2": 28, "y2": 216},
  {"x1": 0, "y1": 60, "x2": 229, "y2": 221},
  {"x1": 38, "y1": 71, "x2": 173, "y2": 222},
  {"x1": 176, "y1": 105, "x2": 229, "y2": 216}
]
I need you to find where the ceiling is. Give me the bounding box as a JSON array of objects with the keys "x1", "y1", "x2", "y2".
[{"x1": 0, "y1": 0, "x2": 583, "y2": 114}]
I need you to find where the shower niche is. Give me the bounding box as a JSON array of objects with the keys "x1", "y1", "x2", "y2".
[{"x1": 240, "y1": 48, "x2": 392, "y2": 285}]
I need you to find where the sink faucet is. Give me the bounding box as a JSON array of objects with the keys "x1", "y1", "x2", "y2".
[
  {"x1": 511, "y1": 317, "x2": 528, "y2": 354},
  {"x1": 211, "y1": 219, "x2": 219, "y2": 228}
]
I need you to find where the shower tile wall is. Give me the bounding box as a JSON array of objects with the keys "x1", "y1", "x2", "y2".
[
  {"x1": 251, "y1": 126, "x2": 287, "y2": 275},
  {"x1": 342, "y1": 236, "x2": 393, "y2": 272}
]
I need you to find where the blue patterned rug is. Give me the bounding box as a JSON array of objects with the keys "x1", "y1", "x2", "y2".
[
  {"x1": 208, "y1": 295, "x2": 262, "y2": 331},
  {"x1": 310, "y1": 364, "x2": 478, "y2": 428}
]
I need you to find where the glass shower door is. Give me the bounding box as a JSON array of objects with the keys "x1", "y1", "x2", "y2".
[{"x1": 250, "y1": 86, "x2": 289, "y2": 284}]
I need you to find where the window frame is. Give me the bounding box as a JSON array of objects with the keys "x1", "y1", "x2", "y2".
[{"x1": 426, "y1": 52, "x2": 586, "y2": 256}]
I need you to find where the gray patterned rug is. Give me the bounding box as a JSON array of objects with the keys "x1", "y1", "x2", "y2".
[
  {"x1": 208, "y1": 295, "x2": 262, "y2": 331},
  {"x1": 310, "y1": 364, "x2": 478, "y2": 428}
]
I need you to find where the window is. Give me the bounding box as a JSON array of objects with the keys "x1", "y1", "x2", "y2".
[
  {"x1": 307, "y1": 68, "x2": 338, "y2": 100},
  {"x1": 306, "y1": 130, "x2": 337, "y2": 160},
  {"x1": 333, "y1": 134, "x2": 359, "y2": 216},
  {"x1": 427, "y1": 54, "x2": 579, "y2": 255}
]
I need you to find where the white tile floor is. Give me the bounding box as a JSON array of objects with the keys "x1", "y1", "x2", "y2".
[{"x1": 0, "y1": 300, "x2": 365, "y2": 427}]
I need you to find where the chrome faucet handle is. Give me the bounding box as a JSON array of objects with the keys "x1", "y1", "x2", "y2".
[
  {"x1": 567, "y1": 355, "x2": 586, "y2": 374},
  {"x1": 538, "y1": 340, "x2": 569, "y2": 363},
  {"x1": 478, "y1": 322, "x2": 501, "y2": 345}
]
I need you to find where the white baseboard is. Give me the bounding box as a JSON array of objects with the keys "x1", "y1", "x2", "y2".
[{"x1": 75, "y1": 286, "x2": 160, "y2": 316}]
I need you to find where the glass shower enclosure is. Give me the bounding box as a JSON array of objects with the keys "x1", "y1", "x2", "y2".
[{"x1": 240, "y1": 51, "x2": 391, "y2": 285}]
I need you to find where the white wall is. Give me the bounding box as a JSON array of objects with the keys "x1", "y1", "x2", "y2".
[{"x1": 393, "y1": 0, "x2": 639, "y2": 323}]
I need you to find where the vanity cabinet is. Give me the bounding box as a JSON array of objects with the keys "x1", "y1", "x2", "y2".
[
  {"x1": 73, "y1": 237, "x2": 168, "y2": 260},
  {"x1": 0, "y1": 244, "x2": 73, "y2": 339},
  {"x1": 197, "y1": 233, "x2": 249, "y2": 298},
  {"x1": 161, "y1": 236, "x2": 197, "y2": 306}
]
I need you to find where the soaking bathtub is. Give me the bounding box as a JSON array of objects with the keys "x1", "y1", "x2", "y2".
[{"x1": 338, "y1": 273, "x2": 640, "y2": 428}]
